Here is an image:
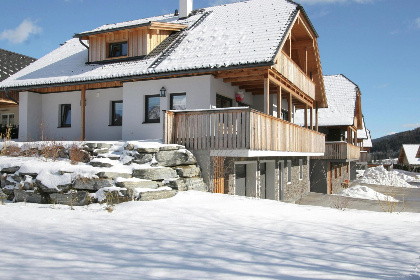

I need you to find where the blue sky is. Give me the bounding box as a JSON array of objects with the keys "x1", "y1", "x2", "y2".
[{"x1": 0, "y1": 0, "x2": 419, "y2": 139}]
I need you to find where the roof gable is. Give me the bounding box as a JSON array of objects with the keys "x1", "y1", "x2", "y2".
[
  {"x1": 0, "y1": 0, "x2": 306, "y2": 90},
  {"x1": 402, "y1": 144, "x2": 420, "y2": 166}
]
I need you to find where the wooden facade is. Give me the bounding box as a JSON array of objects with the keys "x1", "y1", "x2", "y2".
[{"x1": 163, "y1": 108, "x2": 325, "y2": 154}]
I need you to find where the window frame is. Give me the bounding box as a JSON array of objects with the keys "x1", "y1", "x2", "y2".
[
  {"x1": 216, "y1": 94, "x2": 233, "y2": 108},
  {"x1": 170, "y1": 93, "x2": 187, "y2": 110},
  {"x1": 59, "y1": 104, "x2": 72, "y2": 128},
  {"x1": 108, "y1": 41, "x2": 128, "y2": 58},
  {"x1": 1, "y1": 113, "x2": 14, "y2": 126},
  {"x1": 144, "y1": 94, "x2": 161, "y2": 123},
  {"x1": 110, "y1": 100, "x2": 123, "y2": 126}
]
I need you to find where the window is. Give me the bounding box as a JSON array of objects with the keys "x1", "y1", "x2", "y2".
[
  {"x1": 108, "y1": 42, "x2": 128, "y2": 58},
  {"x1": 281, "y1": 109, "x2": 289, "y2": 121},
  {"x1": 287, "y1": 160, "x2": 292, "y2": 183},
  {"x1": 216, "y1": 94, "x2": 232, "y2": 108},
  {"x1": 111, "y1": 101, "x2": 123, "y2": 126},
  {"x1": 1, "y1": 114, "x2": 14, "y2": 126},
  {"x1": 60, "y1": 104, "x2": 71, "y2": 127},
  {"x1": 170, "y1": 93, "x2": 186, "y2": 110},
  {"x1": 145, "y1": 95, "x2": 160, "y2": 123},
  {"x1": 299, "y1": 159, "x2": 303, "y2": 180}
]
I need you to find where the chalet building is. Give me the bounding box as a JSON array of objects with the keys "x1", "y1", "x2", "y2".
[
  {"x1": 398, "y1": 144, "x2": 420, "y2": 169},
  {"x1": 0, "y1": 0, "x2": 328, "y2": 202},
  {"x1": 357, "y1": 117, "x2": 372, "y2": 166},
  {"x1": 0, "y1": 48, "x2": 36, "y2": 137},
  {"x1": 296, "y1": 74, "x2": 363, "y2": 194}
]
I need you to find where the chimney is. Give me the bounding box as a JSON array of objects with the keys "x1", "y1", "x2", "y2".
[{"x1": 179, "y1": 0, "x2": 193, "y2": 18}]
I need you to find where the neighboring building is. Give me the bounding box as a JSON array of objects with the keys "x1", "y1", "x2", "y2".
[
  {"x1": 0, "y1": 48, "x2": 36, "y2": 138},
  {"x1": 296, "y1": 74, "x2": 363, "y2": 194},
  {"x1": 398, "y1": 144, "x2": 420, "y2": 168},
  {"x1": 0, "y1": 0, "x2": 328, "y2": 202},
  {"x1": 357, "y1": 116, "x2": 372, "y2": 166}
]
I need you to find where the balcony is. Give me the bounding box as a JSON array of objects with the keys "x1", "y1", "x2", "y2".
[
  {"x1": 163, "y1": 108, "x2": 325, "y2": 155},
  {"x1": 313, "y1": 141, "x2": 360, "y2": 160},
  {"x1": 274, "y1": 51, "x2": 315, "y2": 100},
  {"x1": 359, "y1": 151, "x2": 371, "y2": 163}
]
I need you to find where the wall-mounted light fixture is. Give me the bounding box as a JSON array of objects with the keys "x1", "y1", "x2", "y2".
[{"x1": 160, "y1": 87, "x2": 166, "y2": 97}]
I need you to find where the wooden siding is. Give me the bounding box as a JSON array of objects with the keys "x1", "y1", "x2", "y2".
[
  {"x1": 313, "y1": 142, "x2": 360, "y2": 160},
  {"x1": 89, "y1": 29, "x2": 172, "y2": 62},
  {"x1": 164, "y1": 108, "x2": 325, "y2": 154},
  {"x1": 0, "y1": 91, "x2": 19, "y2": 104},
  {"x1": 274, "y1": 51, "x2": 315, "y2": 100}
]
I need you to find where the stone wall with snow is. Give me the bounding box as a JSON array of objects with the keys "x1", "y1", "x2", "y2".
[{"x1": 0, "y1": 141, "x2": 207, "y2": 206}]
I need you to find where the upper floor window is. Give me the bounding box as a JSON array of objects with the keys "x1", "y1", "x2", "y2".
[
  {"x1": 216, "y1": 94, "x2": 232, "y2": 108},
  {"x1": 109, "y1": 42, "x2": 128, "y2": 58},
  {"x1": 170, "y1": 93, "x2": 186, "y2": 110},
  {"x1": 145, "y1": 95, "x2": 160, "y2": 123},
  {"x1": 60, "y1": 104, "x2": 71, "y2": 127},
  {"x1": 111, "y1": 101, "x2": 123, "y2": 126}
]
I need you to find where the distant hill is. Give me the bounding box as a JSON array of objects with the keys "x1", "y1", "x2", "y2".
[{"x1": 371, "y1": 127, "x2": 420, "y2": 160}]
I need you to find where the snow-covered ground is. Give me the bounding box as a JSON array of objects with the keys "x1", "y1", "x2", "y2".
[
  {"x1": 337, "y1": 184, "x2": 399, "y2": 202},
  {"x1": 1, "y1": 191, "x2": 420, "y2": 280},
  {"x1": 355, "y1": 165, "x2": 420, "y2": 188}
]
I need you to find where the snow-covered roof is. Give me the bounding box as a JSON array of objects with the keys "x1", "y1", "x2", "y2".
[
  {"x1": 0, "y1": 48, "x2": 36, "y2": 82},
  {"x1": 0, "y1": 0, "x2": 305, "y2": 90},
  {"x1": 357, "y1": 117, "x2": 368, "y2": 139},
  {"x1": 363, "y1": 129, "x2": 372, "y2": 148},
  {"x1": 297, "y1": 74, "x2": 359, "y2": 127},
  {"x1": 402, "y1": 144, "x2": 420, "y2": 166}
]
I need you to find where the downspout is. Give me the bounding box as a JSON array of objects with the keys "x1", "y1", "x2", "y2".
[
  {"x1": 78, "y1": 37, "x2": 90, "y2": 62},
  {"x1": 4, "y1": 88, "x2": 19, "y2": 105}
]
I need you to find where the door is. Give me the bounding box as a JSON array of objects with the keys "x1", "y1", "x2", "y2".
[
  {"x1": 279, "y1": 161, "x2": 284, "y2": 201},
  {"x1": 260, "y1": 163, "x2": 266, "y2": 199},
  {"x1": 235, "y1": 164, "x2": 246, "y2": 196}
]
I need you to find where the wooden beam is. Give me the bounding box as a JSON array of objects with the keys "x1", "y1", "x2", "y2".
[
  {"x1": 291, "y1": 39, "x2": 314, "y2": 50},
  {"x1": 223, "y1": 75, "x2": 264, "y2": 83},
  {"x1": 264, "y1": 78, "x2": 270, "y2": 115},
  {"x1": 81, "y1": 86, "x2": 86, "y2": 141},
  {"x1": 304, "y1": 104, "x2": 308, "y2": 128},
  {"x1": 316, "y1": 101, "x2": 319, "y2": 132},
  {"x1": 277, "y1": 85, "x2": 281, "y2": 119},
  {"x1": 310, "y1": 105, "x2": 313, "y2": 130},
  {"x1": 288, "y1": 91, "x2": 292, "y2": 122}
]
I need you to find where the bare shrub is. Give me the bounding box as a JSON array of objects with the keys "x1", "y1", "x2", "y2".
[
  {"x1": 377, "y1": 187, "x2": 405, "y2": 213},
  {"x1": 1, "y1": 144, "x2": 22, "y2": 157},
  {"x1": 69, "y1": 144, "x2": 90, "y2": 165},
  {"x1": 39, "y1": 140, "x2": 66, "y2": 161},
  {"x1": 330, "y1": 195, "x2": 352, "y2": 211},
  {"x1": 0, "y1": 191, "x2": 7, "y2": 205}
]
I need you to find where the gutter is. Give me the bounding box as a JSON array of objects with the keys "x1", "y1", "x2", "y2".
[{"x1": 4, "y1": 88, "x2": 19, "y2": 105}]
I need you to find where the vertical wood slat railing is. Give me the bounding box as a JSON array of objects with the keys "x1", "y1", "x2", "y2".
[
  {"x1": 359, "y1": 151, "x2": 371, "y2": 163},
  {"x1": 164, "y1": 108, "x2": 325, "y2": 154},
  {"x1": 313, "y1": 141, "x2": 360, "y2": 160},
  {"x1": 275, "y1": 51, "x2": 316, "y2": 100}
]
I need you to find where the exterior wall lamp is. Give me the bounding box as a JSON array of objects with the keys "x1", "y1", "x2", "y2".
[{"x1": 160, "y1": 87, "x2": 166, "y2": 97}]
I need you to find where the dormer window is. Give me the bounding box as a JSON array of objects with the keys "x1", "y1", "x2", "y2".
[{"x1": 109, "y1": 42, "x2": 128, "y2": 58}]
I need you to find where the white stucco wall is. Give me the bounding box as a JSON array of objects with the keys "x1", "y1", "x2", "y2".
[
  {"x1": 123, "y1": 75, "x2": 217, "y2": 140},
  {"x1": 19, "y1": 91, "x2": 42, "y2": 141},
  {"x1": 40, "y1": 91, "x2": 81, "y2": 141},
  {"x1": 209, "y1": 75, "x2": 242, "y2": 107},
  {"x1": 86, "y1": 87, "x2": 123, "y2": 141}
]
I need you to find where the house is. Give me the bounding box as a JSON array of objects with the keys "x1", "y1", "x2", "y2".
[
  {"x1": 0, "y1": 0, "x2": 328, "y2": 202},
  {"x1": 357, "y1": 116, "x2": 372, "y2": 166},
  {"x1": 296, "y1": 74, "x2": 363, "y2": 194},
  {"x1": 0, "y1": 48, "x2": 36, "y2": 138},
  {"x1": 398, "y1": 144, "x2": 420, "y2": 169}
]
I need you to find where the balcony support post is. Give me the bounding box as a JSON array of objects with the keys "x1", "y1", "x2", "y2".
[
  {"x1": 315, "y1": 101, "x2": 319, "y2": 132},
  {"x1": 81, "y1": 85, "x2": 86, "y2": 141},
  {"x1": 310, "y1": 105, "x2": 313, "y2": 130},
  {"x1": 264, "y1": 78, "x2": 270, "y2": 115},
  {"x1": 277, "y1": 85, "x2": 281, "y2": 119},
  {"x1": 288, "y1": 91, "x2": 292, "y2": 122},
  {"x1": 304, "y1": 104, "x2": 308, "y2": 128}
]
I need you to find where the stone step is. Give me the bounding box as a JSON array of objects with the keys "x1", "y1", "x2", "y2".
[{"x1": 137, "y1": 189, "x2": 177, "y2": 201}]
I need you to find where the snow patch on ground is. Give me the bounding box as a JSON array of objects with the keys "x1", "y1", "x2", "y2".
[{"x1": 337, "y1": 184, "x2": 399, "y2": 202}]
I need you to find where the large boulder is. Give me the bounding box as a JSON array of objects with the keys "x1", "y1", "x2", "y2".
[
  {"x1": 156, "y1": 149, "x2": 197, "y2": 167},
  {"x1": 133, "y1": 153, "x2": 153, "y2": 164},
  {"x1": 183, "y1": 178, "x2": 208, "y2": 192},
  {"x1": 73, "y1": 177, "x2": 113, "y2": 191},
  {"x1": 96, "y1": 172, "x2": 131, "y2": 179},
  {"x1": 132, "y1": 167, "x2": 177, "y2": 181},
  {"x1": 138, "y1": 190, "x2": 177, "y2": 201},
  {"x1": 13, "y1": 190, "x2": 44, "y2": 203},
  {"x1": 1, "y1": 166, "x2": 20, "y2": 174},
  {"x1": 176, "y1": 165, "x2": 201, "y2": 178},
  {"x1": 115, "y1": 179, "x2": 159, "y2": 189},
  {"x1": 35, "y1": 180, "x2": 71, "y2": 194},
  {"x1": 49, "y1": 191, "x2": 90, "y2": 206}
]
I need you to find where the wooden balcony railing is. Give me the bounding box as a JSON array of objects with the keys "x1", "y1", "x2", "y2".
[
  {"x1": 313, "y1": 141, "x2": 360, "y2": 160},
  {"x1": 359, "y1": 151, "x2": 371, "y2": 163},
  {"x1": 163, "y1": 108, "x2": 325, "y2": 154},
  {"x1": 274, "y1": 51, "x2": 316, "y2": 100}
]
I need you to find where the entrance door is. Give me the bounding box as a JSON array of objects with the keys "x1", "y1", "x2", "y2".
[
  {"x1": 260, "y1": 163, "x2": 266, "y2": 199},
  {"x1": 235, "y1": 164, "x2": 246, "y2": 196},
  {"x1": 279, "y1": 161, "x2": 284, "y2": 200}
]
